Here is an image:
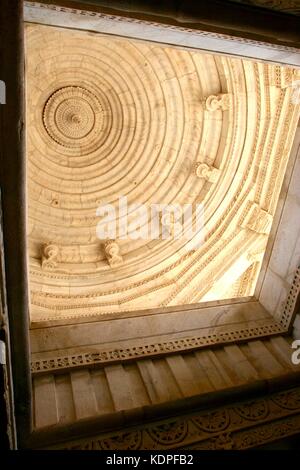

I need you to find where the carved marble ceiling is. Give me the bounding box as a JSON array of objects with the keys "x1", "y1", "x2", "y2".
[{"x1": 25, "y1": 24, "x2": 300, "y2": 322}]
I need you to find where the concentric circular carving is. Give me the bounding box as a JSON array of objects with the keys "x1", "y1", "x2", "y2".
[{"x1": 43, "y1": 86, "x2": 103, "y2": 155}]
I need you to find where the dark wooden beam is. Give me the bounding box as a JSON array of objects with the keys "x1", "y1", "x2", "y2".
[{"x1": 0, "y1": 0, "x2": 32, "y2": 448}]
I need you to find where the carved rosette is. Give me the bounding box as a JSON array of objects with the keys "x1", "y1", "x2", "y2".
[{"x1": 43, "y1": 86, "x2": 103, "y2": 156}]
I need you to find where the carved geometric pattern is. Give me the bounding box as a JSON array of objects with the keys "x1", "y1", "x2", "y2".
[
  {"x1": 30, "y1": 319, "x2": 285, "y2": 374},
  {"x1": 271, "y1": 66, "x2": 300, "y2": 89},
  {"x1": 48, "y1": 386, "x2": 300, "y2": 450},
  {"x1": 233, "y1": 416, "x2": 300, "y2": 449},
  {"x1": 280, "y1": 266, "x2": 300, "y2": 329},
  {"x1": 186, "y1": 416, "x2": 300, "y2": 450}
]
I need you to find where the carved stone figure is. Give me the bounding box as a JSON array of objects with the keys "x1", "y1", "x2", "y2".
[
  {"x1": 205, "y1": 93, "x2": 231, "y2": 111},
  {"x1": 104, "y1": 240, "x2": 123, "y2": 267},
  {"x1": 195, "y1": 163, "x2": 220, "y2": 183},
  {"x1": 41, "y1": 244, "x2": 59, "y2": 270}
]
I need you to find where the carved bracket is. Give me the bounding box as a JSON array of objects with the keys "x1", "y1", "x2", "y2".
[
  {"x1": 104, "y1": 240, "x2": 123, "y2": 268},
  {"x1": 205, "y1": 93, "x2": 232, "y2": 111},
  {"x1": 41, "y1": 244, "x2": 59, "y2": 270},
  {"x1": 240, "y1": 202, "x2": 273, "y2": 235},
  {"x1": 195, "y1": 163, "x2": 220, "y2": 182}
]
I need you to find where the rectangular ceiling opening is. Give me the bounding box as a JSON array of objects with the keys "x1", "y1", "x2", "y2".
[{"x1": 26, "y1": 23, "x2": 300, "y2": 322}]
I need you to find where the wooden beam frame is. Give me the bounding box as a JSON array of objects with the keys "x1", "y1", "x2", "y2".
[{"x1": 0, "y1": 0, "x2": 32, "y2": 448}]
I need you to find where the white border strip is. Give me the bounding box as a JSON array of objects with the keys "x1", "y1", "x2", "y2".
[{"x1": 24, "y1": 1, "x2": 300, "y2": 66}]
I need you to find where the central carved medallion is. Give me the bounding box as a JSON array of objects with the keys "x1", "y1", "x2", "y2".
[{"x1": 43, "y1": 86, "x2": 103, "y2": 155}]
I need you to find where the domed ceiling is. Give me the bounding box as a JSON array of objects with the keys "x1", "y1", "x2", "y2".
[{"x1": 25, "y1": 24, "x2": 300, "y2": 322}]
